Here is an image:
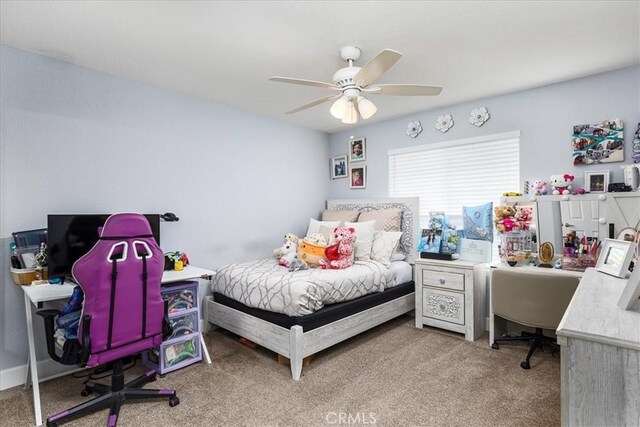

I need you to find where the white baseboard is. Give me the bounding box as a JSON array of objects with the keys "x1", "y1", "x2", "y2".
[
  {"x1": 0, "y1": 364, "x2": 26, "y2": 391},
  {"x1": 0, "y1": 358, "x2": 81, "y2": 391}
]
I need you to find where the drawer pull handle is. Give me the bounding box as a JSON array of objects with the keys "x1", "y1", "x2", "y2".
[{"x1": 439, "y1": 278, "x2": 445, "y2": 285}]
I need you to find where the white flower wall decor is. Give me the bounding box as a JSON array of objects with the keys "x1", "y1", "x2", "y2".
[
  {"x1": 469, "y1": 107, "x2": 490, "y2": 127},
  {"x1": 406, "y1": 121, "x2": 422, "y2": 138},
  {"x1": 436, "y1": 114, "x2": 454, "y2": 133}
]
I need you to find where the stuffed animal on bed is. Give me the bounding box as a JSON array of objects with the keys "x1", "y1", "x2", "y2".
[
  {"x1": 288, "y1": 256, "x2": 309, "y2": 272},
  {"x1": 274, "y1": 233, "x2": 299, "y2": 259},
  {"x1": 276, "y1": 240, "x2": 298, "y2": 268},
  {"x1": 321, "y1": 225, "x2": 356, "y2": 270},
  {"x1": 298, "y1": 234, "x2": 328, "y2": 267}
]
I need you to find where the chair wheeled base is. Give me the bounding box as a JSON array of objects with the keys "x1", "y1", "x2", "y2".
[
  {"x1": 47, "y1": 360, "x2": 179, "y2": 427},
  {"x1": 491, "y1": 328, "x2": 559, "y2": 369}
]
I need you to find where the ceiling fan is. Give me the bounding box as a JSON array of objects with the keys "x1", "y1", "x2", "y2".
[{"x1": 269, "y1": 46, "x2": 442, "y2": 124}]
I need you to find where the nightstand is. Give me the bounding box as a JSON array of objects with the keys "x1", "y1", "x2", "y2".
[{"x1": 414, "y1": 258, "x2": 487, "y2": 341}]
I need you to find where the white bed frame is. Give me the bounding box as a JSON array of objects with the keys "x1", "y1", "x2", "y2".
[{"x1": 206, "y1": 197, "x2": 419, "y2": 380}]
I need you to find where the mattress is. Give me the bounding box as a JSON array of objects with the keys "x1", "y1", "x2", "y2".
[
  {"x1": 211, "y1": 258, "x2": 402, "y2": 316},
  {"x1": 213, "y1": 280, "x2": 415, "y2": 332}
]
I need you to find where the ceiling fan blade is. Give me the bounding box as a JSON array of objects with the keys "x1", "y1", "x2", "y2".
[
  {"x1": 353, "y1": 49, "x2": 402, "y2": 87},
  {"x1": 368, "y1": 84, "x2": 443, "y2": 96},
  {"x1": 286, "y1": 94, "x2": 341, "y2": 114},
  {"x1": 269, "y1": 76, "x2": 339, "y2": 90}
]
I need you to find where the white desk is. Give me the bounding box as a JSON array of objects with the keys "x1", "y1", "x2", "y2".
[
  {"x1": 22, "y1": 265, "x2": 215, "y2": 426},
  {"x1": 556, "y1": 268, "x2": 640, "y2": 426}
]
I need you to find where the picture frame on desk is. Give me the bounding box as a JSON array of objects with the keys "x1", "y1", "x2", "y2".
[
  {"x1": 595, "y1": 238, "x2": 634, "y2": 278},
  {"x1": 617, "y1": 266, "x2": 640, "y2": 310}
]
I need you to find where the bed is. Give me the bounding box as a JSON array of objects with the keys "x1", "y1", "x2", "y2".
[{"x1": 205, "y1": 197, "x2": 419, "y2": 379}]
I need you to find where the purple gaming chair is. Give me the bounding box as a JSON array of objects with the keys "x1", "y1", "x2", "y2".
[{"x1": 39, "y1": 213, "x2": 178, "y2": 427}]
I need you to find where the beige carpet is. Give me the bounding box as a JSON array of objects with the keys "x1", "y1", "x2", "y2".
[{"x1": 0, "y1": 316, "x2": 560, "y2": 426}]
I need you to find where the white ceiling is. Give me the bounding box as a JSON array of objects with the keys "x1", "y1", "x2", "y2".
[{"x1": 1, "y1": 1, "x2": 638, "y2": 133}]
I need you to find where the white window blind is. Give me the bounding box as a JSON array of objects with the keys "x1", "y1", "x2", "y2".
[{"x1": 388, "y1": 132, "x2": 520, "y2": 228}]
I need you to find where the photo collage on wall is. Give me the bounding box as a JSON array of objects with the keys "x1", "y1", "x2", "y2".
[
  {"x1": 572, "y1": 119, "x2": 624, "y2": 165},
  {"x1": 331, "y1": 137, "x2": 367, "y2": 189}
]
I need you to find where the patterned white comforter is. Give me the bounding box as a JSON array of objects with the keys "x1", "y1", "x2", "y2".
[{"x1": 212, "y1": 258, "x2": 396, "y2": 316}]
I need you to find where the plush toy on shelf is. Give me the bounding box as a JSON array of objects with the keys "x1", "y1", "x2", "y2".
[
  {"x1": 550, "y1": 174, "x2": 575, "y2": 195},
  {"x1": 531, "y1": 180, "x2": 548, "y2": 195},
  {"x1": 515, "y1": 206, "x2": 533, "y2": 230},
  {"x1": 494, "y1": 205, "x2": 517, "y2": 233},
  {"x1": 572, "y1": 187, "x2": 587, "y2": 195},
  {"x1": 321, "y1": 225, "x2": 356, "y2": 270}
]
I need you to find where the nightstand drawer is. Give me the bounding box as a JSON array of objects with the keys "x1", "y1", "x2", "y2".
[
  {"x1": 422, "y1": 288, "x2": 465, "y2": 325},
  {"x1": 421, "y1": 269, "x2": 465, "y2": 292}
]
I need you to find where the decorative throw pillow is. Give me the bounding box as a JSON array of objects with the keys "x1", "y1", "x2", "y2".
[
  {"x1": 462, "y1": 202, "x2": 494, "y2": 242},
  {"x1": 344, "y1": 220, "x2": 376, "y2": 261},
  {"x1": 306, "y1": 218, "x2": 340, "y2": 237},
  {"x1": 370, "y1": 231, "x2": 403, "y2": 267},
  {"x1": 322, "y1": 210, "x2": 360, "y2": 222},
  {"x1": 358, "y1": 208, "x2": 402, "y2": 231}
]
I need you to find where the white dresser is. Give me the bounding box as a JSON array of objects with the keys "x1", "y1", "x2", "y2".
[
  {"x1": 556, "y1": 268, "x2": 640, "y2": 426},
  {"x1": 414, "y1": 258, "x2": 487, "y2": 341}
]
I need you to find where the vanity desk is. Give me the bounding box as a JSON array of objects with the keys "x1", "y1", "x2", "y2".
[{"x1": 556, "y1": 268, "x2": 640, "y2": 426}]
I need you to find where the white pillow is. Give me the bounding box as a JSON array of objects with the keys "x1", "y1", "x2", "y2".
[
  {"x1": 306, "y1": 218, "x2": 340, "y2": 237},
  {"x1": 371, "y1": 231, "x2": 403, "y2": 267},
  {"x1": 345, "y1": 220, "x2": 376, "y2": 261},
  {"x1": 391, "y1": 252, "x2": 406, "y2": 262}
]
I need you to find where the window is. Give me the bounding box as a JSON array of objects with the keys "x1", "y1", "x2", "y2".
[{"x1": 388, "y1": 131, "x2": 520, "y2": 229}]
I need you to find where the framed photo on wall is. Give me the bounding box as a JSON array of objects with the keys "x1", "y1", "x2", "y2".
[
  {"x1": 348, "y1": 137, "x2": 366, "y2": 162},
  {"x1": 331, "y1": 155, "x2": 348, "y2": 179},
  {"x1": 585, "y1": 170, "x2": 610, "y2": 193},
  {"x1": 572, "y1": 119, "x2": 624, "y2": 165},
  {"x1": 350, "y1": 165, "x2": 366, "y2": 189}
]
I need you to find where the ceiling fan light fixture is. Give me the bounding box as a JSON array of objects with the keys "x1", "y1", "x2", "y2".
[
  {"x1": 357, "y1": 96, "x2": 377, "y2": 120},
  {"x1": 330, "y1": 96, "x2": 349, "y2": 119},
  {"x1": 341, "y1": 100, "x2": 358, "y2": 124}
]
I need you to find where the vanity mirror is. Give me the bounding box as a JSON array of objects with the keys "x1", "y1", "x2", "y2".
[{"x1": 501, "y1": 196, "x2": 600, "y2": 255}]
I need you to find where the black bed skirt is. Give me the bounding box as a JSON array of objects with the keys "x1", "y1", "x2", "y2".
[{"x1": 213, "y1": 281, "x2": 415, "y2": 332}]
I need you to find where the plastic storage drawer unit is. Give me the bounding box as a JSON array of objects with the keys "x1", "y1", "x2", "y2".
[{"x1": 143, "y1": 281, "x2": 203, "y2": 374}]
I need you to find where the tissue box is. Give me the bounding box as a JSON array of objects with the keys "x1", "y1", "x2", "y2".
[{"x1": 11, "y1": 268, "x2": 48, "y2": 285}]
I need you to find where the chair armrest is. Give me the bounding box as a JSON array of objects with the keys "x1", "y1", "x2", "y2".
[{"x1": 36, "y1": 309, "x2": 61, "y2": 363}]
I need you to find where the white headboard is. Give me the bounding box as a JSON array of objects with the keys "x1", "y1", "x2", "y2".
[{"x1": 326, "y1": 197, "x2": 420, "y2": 264}]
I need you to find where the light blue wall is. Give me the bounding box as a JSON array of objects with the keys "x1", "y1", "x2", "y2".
[
  {"x1": 328, "y1": 66, "x2": 640, "y2": 199},
  {"x1": 0, "y1": 46, "x2": 329, "y2": 373}
]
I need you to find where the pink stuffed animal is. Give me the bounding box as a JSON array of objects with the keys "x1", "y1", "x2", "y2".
[
  {"x1": 502, "y1": 217, "x2": 515, "y2": 232},
  {"x1": 515, "y1": 206, "x2": 533, "y2": 230},
  {"x1": 531, "y1": 180, "x2": 548, "y2": 195},
  {"x1": 321, "y1": 225, "x2": 356, "y2": 269}
]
